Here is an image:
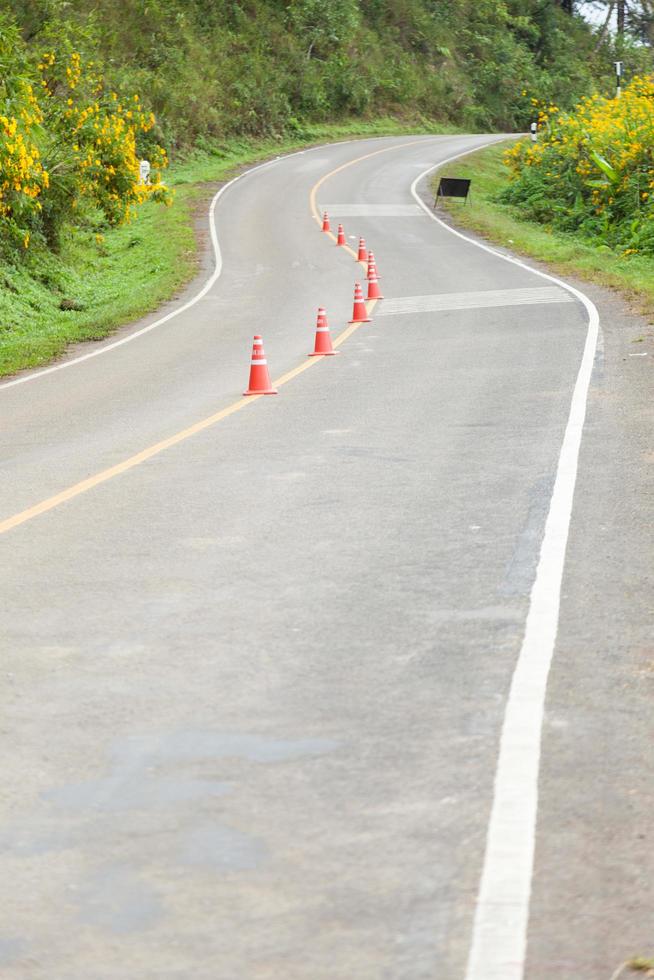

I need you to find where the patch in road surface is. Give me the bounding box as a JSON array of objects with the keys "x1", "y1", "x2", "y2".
[
  {"x1": 1, "y1": 732, "x2": 338, "y2": 940},
  {"x1": 76, "y1": 865, "x2": 163, "y2": 934},
  {"x1": 0, "y1": 732, "x2": 338, "y2": 866},
  {"x1": 44, "y1": 774, "x2": 231, "y2": 811},
  {"x1": 501, "y1": 475, "x2": 555, "y2": 597},
  {"x1": 39, "y1": 731, "x2": 339, "y2": 813},
  {"x1": 377, "y1": 286, "x2": 575, "y2": 316},
  {"x1": 0, "y1": 938, "x2": 26, "y2": 967},
  {"x1": 181, "y1": 823, "x2": 267, "y2": 871}
]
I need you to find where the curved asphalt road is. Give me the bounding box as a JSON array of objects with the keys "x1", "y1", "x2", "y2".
[{"x1": 0, "y1": 135, "x2": 651, "y2": 979}]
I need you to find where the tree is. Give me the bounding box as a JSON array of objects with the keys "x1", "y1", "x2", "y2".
[
  {"x1": 583, "y1": 0, "x2": 654, "y2": 46},
  {"x1": 626, "y1": 0, "x2": 654, "y2": 42},
  {"x1": 286, "y1": 0, "x2": 359, "y2": 59}
]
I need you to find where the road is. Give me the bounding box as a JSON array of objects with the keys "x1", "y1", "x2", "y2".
[{"x1": 1, "y1": 134, "x2": 652, "y2": 980}]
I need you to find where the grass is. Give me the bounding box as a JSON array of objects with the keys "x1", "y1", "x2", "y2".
[
  {"x1": 0, "y1": 116, "x2": 457, "y2": 379},
  {"x1": 430, "y1": 140, "x2": 654, "y2": 318},
  {"x1": 609, "y1": 958, "x2": 654, "y2": 980}
]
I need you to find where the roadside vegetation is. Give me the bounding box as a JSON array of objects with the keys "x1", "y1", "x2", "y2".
[
  {"x1": 0, "y1": 19, "x2": 171, "y2": 258},
  {"x1": 7, "y1": 0, "x2": 615, "y2": 145},
  {"x1": 1, "y1": 1, "x2": 654, "y2": 376},
  {"x1": 0, "y1": 119, "x2": 437, "y2": 377},
  {"x1": 503, "y1": 75, "x2": 654, "y2": 255},
  {"x1": 430, "y1": 134, "x2": 654, "y2": 313}
]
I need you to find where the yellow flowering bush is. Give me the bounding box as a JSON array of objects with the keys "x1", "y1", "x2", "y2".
[
  {"x1": 0, "y1": 22, "x2": 171, "y2": 254},
  {"x1": 0, "y1": 75, "x2": 50, "y2": 249},
  {"x1": 38, "y1": 51, "x2": 171, "y2": 233},
  {"x1": 502, "y1": 76, "x2": 654, "y2": 254}
]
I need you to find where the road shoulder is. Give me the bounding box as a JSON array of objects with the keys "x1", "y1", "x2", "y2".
[{"x1": 416, "y1": 174, "x2": 654, "y2": 976}]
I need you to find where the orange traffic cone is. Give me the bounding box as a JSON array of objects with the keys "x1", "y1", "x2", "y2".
[
  {"x1": 322, "y1": 212, "x2": 331, "y2": 232},
  {"x1": 367, "y1": 251, "x2": 381, "y2": 280},
  {"x1": 243, "y1": 335, "x2": 278, "y2": 395},
  {"x1": 349, "y1": 283, "x2": 371, "y2": 324},
  {"x1": 366, "y1": 268, "x2": 383, "y2": 300},
  {"x1": 357, "y1": 237, "x2": 367, "y2": 262},
  {"x1": 309, "y1": 307, "x2": 339, "y2": 357},
  {"x1": 366, "y1": 252, "x2": 379, "y2": 281},
  {"x1": 336, "y1": 224, "x2": 346, "y2": 246}
]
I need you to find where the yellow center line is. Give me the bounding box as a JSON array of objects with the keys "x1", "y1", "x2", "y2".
[
  {"x1": 310, "y1": 138, "x2": 428, "y2": 267},
  {"x1": 1, "y1": 137, "x2": 426, "y2": 536},
  {"x1": 274, "y1": 304, "x2": 378, "y2": 387},
  {"x1": 0, "y1": 398, "x2": 257, "y2": 535}
]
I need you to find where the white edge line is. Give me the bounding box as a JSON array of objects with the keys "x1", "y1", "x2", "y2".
[
  {"x1": 410, "y1": 144, "x2": 599, "y2": 980},
  {"x1": 0, "y1": 133, "x2": 428, "y2": 392}
]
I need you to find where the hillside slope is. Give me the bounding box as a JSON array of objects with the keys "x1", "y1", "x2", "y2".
[{"x1": 8, "y1": 0, "x2": 618, "y2": 145}]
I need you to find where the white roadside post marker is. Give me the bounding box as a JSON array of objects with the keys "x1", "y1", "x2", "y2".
[
  {"x1": 530, "y1": 121, "x2": 537, "y2": 143},
  {"x1": 614, "y1": 60, "x2": 623, "y2": 99},
  {"x1": 139, "y1": 159, "x2": 151, "y2": 185}
]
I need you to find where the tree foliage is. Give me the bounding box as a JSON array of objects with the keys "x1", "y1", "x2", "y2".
[
  {"x1": 4, "y1": 0, "x2": 638, "y2": 145},
  {"x1": 0, "y1": 12, "x2": 170, "y2": 254},
  {"x1": 502, "y1": 76, "x2": 654, "y2": 253},
  {"x1": 1, "y1": 0, "x2": 653, "y2": 258}
]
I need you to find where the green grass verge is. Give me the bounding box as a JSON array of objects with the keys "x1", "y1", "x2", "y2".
[
  {"x1": 0, "y1": 116, "x2": 457, "y2": 379},
  {"x1": 431, "y1": 140, "x2": 654, "y2": 317}
]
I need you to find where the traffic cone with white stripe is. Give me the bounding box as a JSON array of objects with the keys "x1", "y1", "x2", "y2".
[
  {"x1": 322, "y1": 212, "x2": 330, "y2": 232},
  {"x1": 243, "y1": 335, "x2": 278, "y2": 395},
  {"x1": 309, "y1": 307, "x2": 339, "y2": 356},
  {"x1": 366, "y1": 267, "x2": 383, "y2": 300},
  {"x1": 367, "y1": 251, "x2": 381, "y2": 281},
  {"x1": 357, "y1": 237, "x2": 367, "y2": 262},
  {"x1": 336, "y1": 224, "x2": 346, "y2": 246},
  {"x1": 349, "y1": 283, "x2": 371, "y2": 324}
]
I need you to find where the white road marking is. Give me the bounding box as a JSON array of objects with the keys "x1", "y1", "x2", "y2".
[
  {"x1": 377, "y1": 286, "x2": 573, "y2": 316},
  {"x1": 318, "y1": 203, "x2": 425, "y2": 216},
  {"x1": 410, "y1": 147, "x2": 599, "y2": 980}
]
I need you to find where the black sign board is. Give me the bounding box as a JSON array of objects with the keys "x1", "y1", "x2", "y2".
[{"x1": 435, "y1": 177, "x2": 471, "y2": 204}]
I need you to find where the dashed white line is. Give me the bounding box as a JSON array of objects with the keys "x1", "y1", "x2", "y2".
[
  {"x1": 377, "y1": 286, "x2": 573, "y2": 316},
  {"x1": 318, "y1": 203, "x2": 425, "y2": 216}
]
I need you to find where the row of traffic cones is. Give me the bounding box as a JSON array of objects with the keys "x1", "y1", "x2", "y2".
[
  {"x1": 323, "y1": 211, "x2": 381, "y2": 286},
  {"x1": 243, "y1": 286, "x2": 366, "y2": 393},
  {"x1": 328, "y1": 220, "x2": 383, "y2": 301},
  {"x1": 243, "y1": 214, "x2": 382, "y2": 395},
  {"x1": 327, "y1": 210, "x2": 383, "y2": 307},
  {"x1": 323, "y1": 213, "x2": 370, "y2": 265}
]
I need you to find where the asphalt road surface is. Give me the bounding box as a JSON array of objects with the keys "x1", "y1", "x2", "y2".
[{"x1": 1, "y1": 134, "x2": 652, "y2": 980}]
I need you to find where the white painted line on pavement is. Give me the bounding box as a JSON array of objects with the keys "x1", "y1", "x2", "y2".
[
  {"x1": 377, "y1": 286, "x2": 573, "y2": 316},
  {"x1": 318, "y1": 203, "x2": 425, "y2": 216},
  {"x1": 410, "y1": 148, "x2": 599, "y2": 980}
]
